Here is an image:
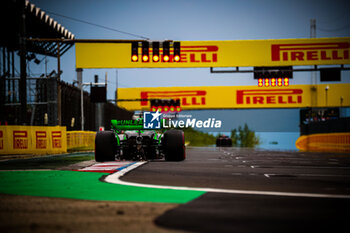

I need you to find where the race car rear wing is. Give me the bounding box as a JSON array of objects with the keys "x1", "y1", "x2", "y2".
[{"x1": 111, "y1": 119, "x2": 164, "y2": 130}]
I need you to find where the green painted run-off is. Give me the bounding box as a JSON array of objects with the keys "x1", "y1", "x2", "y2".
[{"x1": 0, "y1": 170, "x2": 204, "y2": 204}]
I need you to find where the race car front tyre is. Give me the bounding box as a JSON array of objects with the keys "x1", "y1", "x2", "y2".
[
  {"x1": 163, "y1": 130, "x2": 186, "y2": 161},
  {"x1": 95, "y1": 131, "x2": 116, "y2": 162}
]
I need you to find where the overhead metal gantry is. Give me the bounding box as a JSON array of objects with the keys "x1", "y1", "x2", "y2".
[
  {"x1": 0, "y1": 0, "x2": 75, "y2": 125},
  {"x1": 210, "y1": 65, "x2": 350, "y2": 74},
  {"x1": 0, "y1": 0, "x2": 75, "y2": 56},
  {"x1": 74, "y1": 37, "x2": 350, "y2": 68},
  {"x1": 68, "y1": 37, "x2": 350, "y2": 112}
]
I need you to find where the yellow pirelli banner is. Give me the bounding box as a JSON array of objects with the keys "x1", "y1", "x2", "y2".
[
  {"x1": 76, "y1": 37, "x2": 350, "y2": 68},
  {"x1": 0, "y1": 126, "x2": 67, "y2": 155},
  {"x1": 117, "y1": 84, "x2": 350, "y2": 111},
  {"x1": 67, "y1": 131, "x2": 96, "y2": 151}
]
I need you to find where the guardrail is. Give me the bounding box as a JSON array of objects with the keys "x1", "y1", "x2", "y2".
[
  {"x1": 296, "y1": 132, "x2": 350, "y2": 153},
  {"x1": 67, "y1": 131, "x2": 96, "y2": 152}
]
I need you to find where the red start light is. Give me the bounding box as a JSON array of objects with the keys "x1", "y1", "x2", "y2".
[
  {"x1": 277, "y1": 78, "x2": 283, "y2": 86},
  {"x1": 264, "y1": 78, "x2": 269, "y2": 87},
  {"x1": 157, "y1": 106, "x2": 163, "y2": 112},
  {"x1": 153, "y1": 55, "x2": 159, "y2": 62},
  {"x1": 271, "y1": 78, "x2": 276, "y2": 87},
  {"x1": 174, "y1": 55, "x2": 180, "y2": 62},
  {"x1": 163, "y1": 106, "x2": 169, "y2": 112},
  {"x1": 131, "y1": 55, "x2": 138, "y2": 62},
  {"x1": 258, "y1": 77, "x2": 291, "y2": 88},
  {"x1": 142, "y1": 55, "x2": 149, "y2": 62},
  {"x1": 163, "y1": 55, "x2": 170, "y2": 62},
  {"x1": 151, "y1": 106, "x2": 182, "y2": 113},
  {"x1": 284, "y1": 77, "x2": 289, "y2": 86}
]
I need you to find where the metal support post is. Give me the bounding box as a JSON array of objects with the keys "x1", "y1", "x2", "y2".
[
  {"x1": 57, "y1": 42, "x2": 62, "y2": 125},
  {"x1": 19, "y1": 0, "x2": 27, "y2": 124},
  {"x1": 95, "y1": 75, "x2": 101, "y2": 131},
  {"x1": 115, "y1": 69, "x2": 118, "y2": 103},
  {"x1": 76, "y1": 68, "x2": 84, "y2": 130},
  {"x1": 310, "y1": 19, "x2": 318, "y2": 107}
]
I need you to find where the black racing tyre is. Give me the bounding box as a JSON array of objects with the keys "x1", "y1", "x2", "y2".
[
  {"x1": 222, "y1": 138, "x2": 232, "y2": 147},
  {"x1": 227, "y1": 138, "x2": 232, "y2": 147},
  {"x1": 95, "y1": 131, "x2": 116, "y2": 162},
  {"x1": 163, "y1": 130, "x2": 186, "y2": 161},
  {"x1": 216, "y1": 138, "x2": 221, "y2": 147}
]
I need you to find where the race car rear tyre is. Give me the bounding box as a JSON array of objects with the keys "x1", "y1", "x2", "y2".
[
  {"x1": 163, "y1": 130, "x2": 186, "y2": 161},
  {"x1": 95, "y1": 131, "x2": 116, "y2": 162}
]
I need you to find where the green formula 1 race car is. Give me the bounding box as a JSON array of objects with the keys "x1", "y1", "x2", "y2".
[{"x1": 95, "y1": 118, "x2": 186, "y2": 162}]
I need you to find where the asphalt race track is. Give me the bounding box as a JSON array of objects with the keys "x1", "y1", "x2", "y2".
[
  {"x1": 1, "y1": 147, "x2": 350, "y2": 233},
  {"x1": 122, "y1": 147, "x2": 350, "y2": 233}
]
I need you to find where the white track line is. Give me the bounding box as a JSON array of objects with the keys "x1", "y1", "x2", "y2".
[
  {"x1": 265, "y1": 173, "x2": 350, "y2": 178},
  {"x1": 104, "y1": 162, "x2": 350, "y2": 199}
]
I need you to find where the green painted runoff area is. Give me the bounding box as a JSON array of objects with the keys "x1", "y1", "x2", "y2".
[{"x1": 0, "y1": 170, "x2": 204, "y2": 204}]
